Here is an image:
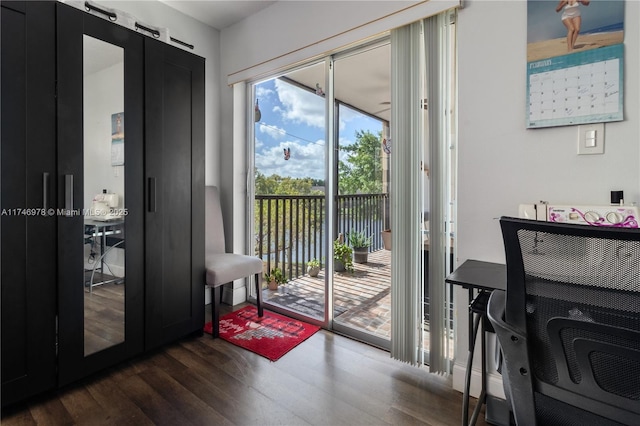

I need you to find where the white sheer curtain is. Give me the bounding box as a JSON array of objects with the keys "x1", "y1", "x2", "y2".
[
  {"x1": 390, "y1": 10, "x2": 457, "y2": 371},
  {"x1": 390, "y1": 21, "x2": 425, "y2": 365}
]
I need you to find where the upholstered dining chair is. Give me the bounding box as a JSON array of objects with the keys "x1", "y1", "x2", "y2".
[{"x1": 205, "y1": 186, "x2": 264, "y2": 337}]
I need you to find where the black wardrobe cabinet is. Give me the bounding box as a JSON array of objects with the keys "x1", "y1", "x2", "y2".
[
  {"x1": 1, "y1": 1, "x2": 205, "y2": 405},
  {"x1": 144, "y1": 38, "x2": 206, "y2": 350},
  {"x1": 1, "y1": 1, "x2": 58, "y2": 406}
]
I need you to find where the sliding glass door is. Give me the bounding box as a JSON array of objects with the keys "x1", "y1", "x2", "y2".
[
  {"x1": 330, "y1": 43, "x2": 392, "y2": 349},
  {"x1": 251, "y1": 61, "x2": 329, "y2": 323},
  {"x1": 249, "y1": 42, "x2": 394, "y2": 349},
  {"x1": 246, "y1": 12, "x2": 456, "y2": 364}
]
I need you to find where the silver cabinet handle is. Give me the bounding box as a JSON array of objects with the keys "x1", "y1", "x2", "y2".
[
  {"x1": 148, "y1": 177, "x2": 156, "y2": 213},
  {"x1": 43, "y1": 172, "x2": 50, "y2": 210},
  {"x1": 65, "y1": 174, "x2": 74, "y2": 215}
]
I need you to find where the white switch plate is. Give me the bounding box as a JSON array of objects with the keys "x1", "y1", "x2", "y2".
[{"x1": 577, "y1": 123, "x2": 604, "y2": 155}]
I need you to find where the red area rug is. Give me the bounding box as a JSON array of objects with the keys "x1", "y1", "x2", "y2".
[{"x1": 203, "y1": 306, "x2": 320, "y2": 361}]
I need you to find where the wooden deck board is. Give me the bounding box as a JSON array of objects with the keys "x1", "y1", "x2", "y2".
[{"x1": 263, "y1": 249, "x2": 392, "y2": 338}]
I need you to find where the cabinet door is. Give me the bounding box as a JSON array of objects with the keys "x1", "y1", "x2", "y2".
[
  {"x1": 1, "y1": 1, "x2": 57, "y2": 406},
  {"x1": 56, "y1": 4, "x2": 144, "y2": 386},
  {"x1": 145, "y1": 39, "x2": 205, "y2": 349}
]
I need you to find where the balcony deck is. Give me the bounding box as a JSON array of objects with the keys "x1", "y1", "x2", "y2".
[{"x1": 263, "y1": 249, "x2": 392, "y2": 339}]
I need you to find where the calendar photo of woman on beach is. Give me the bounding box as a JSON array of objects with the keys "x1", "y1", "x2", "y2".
[{"x1": 527, "y1": 0, "x2": 624, "y2": 62}]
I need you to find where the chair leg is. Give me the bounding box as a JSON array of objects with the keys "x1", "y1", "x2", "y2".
[
  {"x1": 255, "y1": 272, "x2": 263, "y2": 317},
  {"x1": 211, "y1": 286, "x2": 222, "y2": 338}
]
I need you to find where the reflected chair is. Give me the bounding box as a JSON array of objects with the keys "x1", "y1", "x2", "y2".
[
  {"x1": 205, "y1": 186, "x2": 263, "y2": 337},
  {"x1": 487, "y1": 217, "x2": 640, "y2": 425}
]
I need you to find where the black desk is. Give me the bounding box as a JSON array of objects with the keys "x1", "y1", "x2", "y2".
[
  {"x1": 84, "y1": 219, "x2": 125, "y2": 292},
  {"x1": 446, "y1": 260, "x2": 506, "y2": 426}
]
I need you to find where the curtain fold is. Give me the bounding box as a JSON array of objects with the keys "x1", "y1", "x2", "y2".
[
  {"x1": 425, "y1": 10, "x2": 456, "y2": 375},
  {"x1": 390, "y1": 21, "x2": 424, "y2": 365},
  {"x1": 390, "y1": 9, "x2": 457, "y2": 370}
]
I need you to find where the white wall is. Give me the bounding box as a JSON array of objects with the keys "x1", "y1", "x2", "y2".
[
  {"x1": 457, "y1": 0, "x2": 639, "y2": 264},
  {"x1": 106, "y1": 0, "x2": 221, "y2": 187},
  {"x1": 454, "y1": 0, "x2": 639, "y2": 396},
  {"x1": 218, "y1": 0, "x2": 639, "y2": 395},
  {"x1": 84, "y1": 61, "x2": 124, "y2": 210}
]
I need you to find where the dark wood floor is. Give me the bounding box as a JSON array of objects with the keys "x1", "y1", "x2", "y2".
[
  {"x1": 84, "y1": 279, "x2": 125, "y2": 356},
  {"x1": 1, "y1": 303, "x2": 488, "y2": 426}
]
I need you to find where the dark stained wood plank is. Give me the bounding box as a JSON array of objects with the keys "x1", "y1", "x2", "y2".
[
  {"x1": 0, "y1": 406, "x2": 37, "y2": 425},
  {"x1": 27, "y1": 396, "x2": 74, "y2": 426},
  {"x1": 2, "y1": 303, "x2": 489, "y2": 426},
  {"x1": 58, "y1": 386, "x2": 116, "y2": 425},
  {"x1": 116, "y1": 374, "x2": 193, "y2": 425},
  {"x1": 138, "y1": 367, "x2": 232, "y2": 426},
  {"x1": 164, "y1": 342, "x2": 310, "y2": 425}
]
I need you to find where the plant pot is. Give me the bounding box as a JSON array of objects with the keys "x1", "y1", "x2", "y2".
[
  {"x1": 307, "y1": 265, "x2": 320, "y2": 277},
  {"x1": 381, "y1": 229, "x2": 391, "y2": 250},
  {"x1": 353, "y1": 246, "x2": 368, "y2": 263},
  {"x1": 334, "y1": 260, "x2": 345, "y2": 272},
  {"x1": 267, "y1": 280, "x2": 278, "y2": 290}
]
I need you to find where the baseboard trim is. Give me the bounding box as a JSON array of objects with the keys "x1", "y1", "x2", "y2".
[{"x1": 452, "y1": 363, "x2": 506, "y2": 400}]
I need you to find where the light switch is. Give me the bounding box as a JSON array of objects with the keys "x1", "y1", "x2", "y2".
[
  {"x1": 585, "y1": 129, "x2": 596, "y2": 147},
  {"x1": 577, "y1": 123, "x2": 604, "y2": 155}
]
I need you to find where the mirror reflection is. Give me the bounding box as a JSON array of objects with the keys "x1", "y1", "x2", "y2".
[{"x1": 83, "y1": 35, "x2": 125, "y2": 356}]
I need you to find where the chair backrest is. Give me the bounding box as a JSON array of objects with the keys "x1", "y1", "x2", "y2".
[
  {"x1": 205, "y1": 186, "x2": 226, "y2": 255},
  {"x1": 498, "y1": 217, "x2": 640, "y2": 425}
]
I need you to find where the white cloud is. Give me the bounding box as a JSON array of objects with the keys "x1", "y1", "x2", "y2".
[
  {"x1": 255, "y1": 85, "x2": 274, "y2": 100},
  {"x1": 274, "y1": 79, "x2": 325, "y2": 129},
  {"x1": 256, "y1": 139, "x2": 326, "y2": 180},
  {"x1": 255, "y1": 137, "x2": 264, "y2": 149},
  {"x1": 259, "y1": 123, "x2": 286, "y2": 140}
]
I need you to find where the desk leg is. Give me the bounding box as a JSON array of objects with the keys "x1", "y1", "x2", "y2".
[
  {"x1": 463, "y1": 289, "x2": 488, "y2": 426},
  {"x1": 463, "y1": 310, "x2": 481, "y2": 426}
]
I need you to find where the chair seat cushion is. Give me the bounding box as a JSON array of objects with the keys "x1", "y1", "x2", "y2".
[{"x1": 205, "y1": 253, "x2": 263, "y2": 288}]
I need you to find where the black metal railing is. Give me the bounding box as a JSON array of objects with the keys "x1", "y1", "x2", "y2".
[{"x1": 255, "y1": 193, "x2": 389, "y2": 281}]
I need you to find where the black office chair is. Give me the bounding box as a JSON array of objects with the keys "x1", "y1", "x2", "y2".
[
  {"x1": 205, "y1": 186, "x2": 264, "y2": 337},
  {"x1": 487, "y1": 217, "x2": 640, "y2": 426}
]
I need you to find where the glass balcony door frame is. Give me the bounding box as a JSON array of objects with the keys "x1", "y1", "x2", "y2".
[
  {"x1": 246, "y1": 58, "x2": 331, "y2": 329},
  {"x1": 246, "y1": 39, "x2": 392, "y2": 350}
]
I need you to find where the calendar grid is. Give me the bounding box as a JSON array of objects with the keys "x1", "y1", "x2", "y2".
[{"x1": 527, "y1": 44, "x2": 623, "y2": 128}]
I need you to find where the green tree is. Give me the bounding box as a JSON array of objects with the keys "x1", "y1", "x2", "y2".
[
  {"x1": 338, "y1": 130, "x2": 383, "y2": 195},
  {"x1": 255, "y1": 170, "x2": 317, "y2": 195},
  {"x1": 254, "y1": 170, "x2": 323, "y2": 278}
]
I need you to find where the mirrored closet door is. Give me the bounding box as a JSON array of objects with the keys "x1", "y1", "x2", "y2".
[{"x1": 57, "y1": 5, "x2": 144, "y2": 385}]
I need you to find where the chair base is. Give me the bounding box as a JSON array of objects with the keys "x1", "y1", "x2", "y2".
[{"x1": 210, "y1": 272, "x2": 262, "y2": 338}]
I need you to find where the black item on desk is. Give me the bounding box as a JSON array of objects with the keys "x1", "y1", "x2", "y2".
[
  {"x1": 611, "y1": 190, "x2": 624, "y2": 205},
  {"x1": 488, "y1": 217, "x2": 640, "y2": 426}
]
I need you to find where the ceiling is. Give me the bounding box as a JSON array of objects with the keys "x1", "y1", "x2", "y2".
[
  {"x1": 159, "y1": 0, "x2": 277, "y2": 30},
  {"x1": 286, "y1": 43, "x2": 391, "y2": 122}
]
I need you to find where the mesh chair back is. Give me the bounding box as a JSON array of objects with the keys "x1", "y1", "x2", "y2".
[{"x1": 499, "y1": 217, "x2": 640, "y2": 425}]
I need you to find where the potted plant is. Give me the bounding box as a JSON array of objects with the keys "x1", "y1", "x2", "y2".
[
  {"x1": 264, "y1": 267, "x2": 287, "y2": 290},
  {"x1": 307, "y1": 258, "x2": 321, "y2": 277},
  {"x1": 348, "y1": 230, "x2": 372, "y2": 263},
  {"x1": 333, "y1": 236, "x2": 353, "y2": 272},
  {"x1": 381, "y1": 229, "x2": 391, "y2": 250}
]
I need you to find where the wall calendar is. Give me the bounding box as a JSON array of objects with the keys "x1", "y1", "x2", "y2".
[
  {"x1": 526, "y1": 0, "x2": 625, "y2": 129},
  {"x1": 527, "y1": 43, "x2": 623, "y2": 129}
]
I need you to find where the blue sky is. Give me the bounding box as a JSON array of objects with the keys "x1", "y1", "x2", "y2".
[
  {"x1": 527, "y1": 0, "x2": 624, "y2": 43},
  {"x1": 254, "y1": 78, "x2": 383, "y2": 181}
]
